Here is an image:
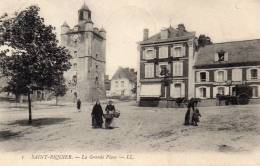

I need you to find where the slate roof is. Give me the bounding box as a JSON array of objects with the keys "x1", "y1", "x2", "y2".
[
  {"x1": 140, "y1": 26, "x2": 195, "y2": 45},
  {"x1": 195, "y1": 39, "x2": 260, "y2": 68},
  {"x1": 111, "y1": 67, "x2": 137, "y2": 82}
]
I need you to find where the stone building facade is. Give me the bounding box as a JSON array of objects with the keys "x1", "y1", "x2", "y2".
[
  {"x1": 137, "y1": 24, "x2": 196, "y2": 106},
  {"x1": 61, "y1": 3, "x2": 106, "y2": 102}
]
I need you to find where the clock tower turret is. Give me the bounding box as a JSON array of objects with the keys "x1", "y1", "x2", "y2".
[{"x1": 78, "y1": 2, "x2": 91, "y2": 22}]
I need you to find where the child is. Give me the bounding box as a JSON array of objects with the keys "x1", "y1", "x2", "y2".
[{"x1": 192, "y1": 108, "x2": 201, "y2": 126}]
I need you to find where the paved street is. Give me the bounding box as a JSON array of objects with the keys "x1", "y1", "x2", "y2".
[{"x1": 0, "y1": 100, "x2": 260, "y2": 153}]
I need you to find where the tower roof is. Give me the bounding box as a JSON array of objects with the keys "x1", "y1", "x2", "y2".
[{"x1": 80, "y1": 2, "x2": 90, "y2": 11}]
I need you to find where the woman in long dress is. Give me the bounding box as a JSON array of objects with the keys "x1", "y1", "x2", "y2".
[
  {"x1": 91, "y1": 100, "x2": 104, "y2": 128},
  {"x1": 184, "y1": 100, "x2": 195, "y2": 125}
]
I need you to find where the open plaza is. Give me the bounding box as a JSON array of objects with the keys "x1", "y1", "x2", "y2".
[{"x1": 0, "y1": 100, "x2": 259, "y2": 153}]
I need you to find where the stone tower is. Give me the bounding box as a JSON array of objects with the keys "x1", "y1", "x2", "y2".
[{"x1": 61, "y1": 3, "x2": 106, "y2": 102}]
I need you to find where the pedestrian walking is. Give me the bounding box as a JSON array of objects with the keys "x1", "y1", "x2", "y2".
[
  {"x1": 104, "y1": 100, "x2": 116, "y2": 129},
  {"x1": 76, "y1": 98, "x2": 81, "y2": 112},
  {"x1": 91, "y1": 100, "x2": 104, "y2": 128},
  {"x1": 184, "y1": 99, "x2": 195, "y2": 125}
]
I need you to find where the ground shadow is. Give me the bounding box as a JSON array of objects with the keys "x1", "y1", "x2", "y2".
[
  {"x1": 8, "y1": 118, "x2": 70, "y2": 127},
  {"x1": 0, "y1": 130, "x2": 23, "y2": 141}
]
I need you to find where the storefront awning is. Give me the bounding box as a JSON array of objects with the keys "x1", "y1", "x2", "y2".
[{"x1": 140, "y1": 84, "x2": 161, "y2": 97}]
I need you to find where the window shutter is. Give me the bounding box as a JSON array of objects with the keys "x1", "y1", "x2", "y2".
[
  {"x1": 181, "y1": 47, "x2": 185, "y2": 57},
  {"x1": 213, "y1": 87, "x2": 217, "y2": 98},
  {"x1": 196, "y1": 72, "x2": 200, "y2": 82},
  {"x1": 156, "y1": 65, "x2": 160, "y2": 77},
  {"x1": 224, "y1": 86, "x2": 229, "y2": 95},
  {"x1": 214, "y1": 70, "x2": 218, "y2": 82},
  {"x1": 246, "y1": 69, "x2": 251, "y2": 80},
  {"x1": 232, "y1": 69, "x2": 236, "y2": 81},
  {"x1": 179, "y1": 62, "x2": 183, "y2": 76},
  {"x1": 170, "y1": 84, "x2": 176, "y2": 98},
  {"x1": 258, "y1": 69, "x2": 260, "y2": 80},
  {"x1": 144, "y1": 64, "x2": 148, "y2": 78},
  {"x1": 206, "y1": 71, "x2": 209, "y2": 82},
  {"x1": 181, "y1": 83, "x2": 185, "y2": 97},
  {"x1": 171, "y1": 47, "x2": 175, "y2": 57},
  {"x1": 258, "y1": 85, "x2": 260, "y2": 97},
  {"x1": 214, "y1": 53, "x2": 218, "y2": 62},
  {"x1": 172, "y1": 63, "x2": 177, "y2": 76},
  {"x1": 232, "y1": 69, "x2": 242, "y2": 81},
  {"x1": 206, "y1": 87, "x2": 210, "y2": 98},
  {"x1": 237, "y1": 69, "x2": 242, "y2": 81},
  {"x1": 224, "y1": 52, "x2": 228, "y2": 61},
  {"x1": 151, "y1": 64, "x2": 154, "y2": 77},
  {"x1": 195, "y1": 87, "x2": 200, "y2": 98},
  {"x1": 224, "y1": 70, "x2": 228, "y2": 81}
]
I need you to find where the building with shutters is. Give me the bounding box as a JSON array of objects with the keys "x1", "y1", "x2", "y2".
[
  {"x1": 60, "y1": 3, "x2": 106, "y2": 102},
  {"x1": 194, "y1": 39, "x2": 260, "y2": 101},
  {"x1": 137, "y1": 24, "x2": 197, "y2": 106}
]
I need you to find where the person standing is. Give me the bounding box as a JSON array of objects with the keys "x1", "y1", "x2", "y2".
[
  {"x1": 77, "y1": 98, "x2": 81, "y2": 112},
  {"x1": 184, "y1": 100, "x2": 195, "y2": 125},
  {"x1": 104, "y1": 100, "x2": 116, "y2": 129},
  {"x1": 91, "y1": 100, "x2": 104, "y2": 128}
]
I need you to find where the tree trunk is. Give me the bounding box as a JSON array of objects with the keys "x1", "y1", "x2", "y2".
[{"x1": 28, "y1": 92, "x2": 32, "y2": 124}]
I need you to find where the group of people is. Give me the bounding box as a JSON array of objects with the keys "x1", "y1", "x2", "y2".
[
  {"x1": 76, "y1": 97, "x2": 201, "y2": 128},
  {"x1": 76, "y1": 98, "x2": 117, "y2": 129},
  {"x1": 184, "y1": 100, "x2": 201, "y2": 126}
]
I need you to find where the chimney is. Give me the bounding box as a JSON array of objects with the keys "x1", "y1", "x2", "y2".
[
  {"x1": 160, "y1": 28, "x2": 169, "y2": 39},
  {"x1": 143, "y1": 28, "x2": 149, "y2": 41}
]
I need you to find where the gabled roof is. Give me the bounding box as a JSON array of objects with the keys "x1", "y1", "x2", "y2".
[
  {"x1": 195, "y1": 39, "x2": 260, "y2": 68},
  {"x1": 111, "y1": 67, "x2": 136, "y2": 82},
  {"x1": 140, "y1": 26, "x2": 195, "y2": 45}
]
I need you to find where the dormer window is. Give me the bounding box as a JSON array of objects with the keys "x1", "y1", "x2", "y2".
[
  {"x1": 218, "y1": 51, "x2": 225, "y2": 62},
  {"x1": 215, "y1": 50, "x2": 228, "y2": 62}
]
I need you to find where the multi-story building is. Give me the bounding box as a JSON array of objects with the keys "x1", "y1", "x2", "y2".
[
  {"x1": 109, "y1": 67, "x2": 137, "y2": 98},
  {"x1": 194, "y1": 39, "x2": 260, "y2": 102},
  {"x1": 60, "y1": 3, "x2": 106, "y2": 102},
  {"x1": 137, "y1": 24, "x2": 197, "y2": 106}
]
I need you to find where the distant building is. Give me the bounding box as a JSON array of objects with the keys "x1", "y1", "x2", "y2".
[
  {"x1": 137, "y1": 24, "x2": 196, "y2": 106},
  {"x1": 194, "y1": 39, "x2": 260, "y2": 100},
  {"x1": 60, "y1": 3, "x2": 106, "y2": 102},
  {"x1": 109, "y1": 67, "x2": 137, "y2": 98}
]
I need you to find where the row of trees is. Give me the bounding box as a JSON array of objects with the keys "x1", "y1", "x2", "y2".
[{"x1": 0, "y1": 6, "x2": 71, "y2": 124}]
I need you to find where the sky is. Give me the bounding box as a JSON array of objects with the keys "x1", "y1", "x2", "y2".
[{"x1": 1, "y1": 0, "x2": 260, "y2": 78}]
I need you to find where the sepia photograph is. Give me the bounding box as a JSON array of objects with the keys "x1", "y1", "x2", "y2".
[{"x1": 0, "y1": 0, "x2": 260, "y2": 165}]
